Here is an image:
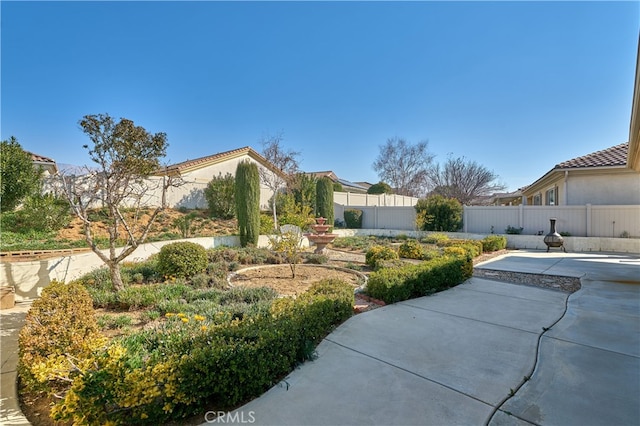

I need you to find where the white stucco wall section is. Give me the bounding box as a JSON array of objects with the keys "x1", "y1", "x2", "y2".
[
  {"x1": 162, "y1": 153, "x2": 277, "y2": 210},
  {"x1": 565, "y1": 172, "x2": 640, "y2": 205}
]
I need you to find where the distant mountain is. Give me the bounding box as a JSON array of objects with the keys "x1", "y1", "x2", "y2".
[{"x1": 57, "y1": 163, "x2": 93, "y2": 175}]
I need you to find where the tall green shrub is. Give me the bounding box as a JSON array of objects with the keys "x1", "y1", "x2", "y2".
[
  {"x1": 0, "y1": 137, "x2": 44, "y2": 212},
  {"x1": 316, "y1": 177, "x2": 334, "y2": 227},
  {"x1": 235, "y1": 161, "x2": 260, "y2": 247},
  {"x1": 415, "y1": 195, "x2": 463, "y2": 232},
  {"x1": 344, "y1": 209, "x2": 363, "y2": 228},
  {"x1": 204, "y1": 172, "x2": 235, "y2": 219}
]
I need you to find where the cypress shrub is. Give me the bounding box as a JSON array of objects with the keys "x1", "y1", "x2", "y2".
[
  {"x1": 316, "y1": 177, "x2": 334, "y2": 227},
  {"x1": 235, "y1": 161, "x2": 260, "y2": 247}
]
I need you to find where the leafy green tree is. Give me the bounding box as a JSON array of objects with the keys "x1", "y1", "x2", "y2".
[
  {"x1": 415, "y1": 195, "x2": 463, "y2": 232},
  {"x1": 17, "y1": 194, "x2": 71, "y2": 232},
  {"x1": 235, "y1": 160, "x2": 260, "y2": 247},
  {"x1": 288, "y1": 172, "x2": 317, "y2": 212},
  {"x1": 316, "y1": 177, "x2": 334, "y2": 227},
  {"x1": 204, "y1": 172, "x2": 235, "y2": 219},
  {"x1": 268, "y1": 227, "x2": 304, "y2": 278},
  {"x1": 59, "y1": 114, "x2": 176, "y2": 292},
  {"x1": 0, "y1": 137, "x2": 43, "y2": 211},
  {"x1": 367, "y1": 181, "x2": 392, "y2": 195},
  {"x1": 332, "y1": 182, "x2": 343, "y2": 192},
  {"x1": 278, "y1": 193, "x2": 315, "y2": 230}
]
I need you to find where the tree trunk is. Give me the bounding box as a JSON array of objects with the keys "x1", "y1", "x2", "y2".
[
  {"x1": 109, "y1": 262, "x2": 125, "y2": 292},
  {"x1": 272, "y1": 203, "x2": 279, "y2": 231}
]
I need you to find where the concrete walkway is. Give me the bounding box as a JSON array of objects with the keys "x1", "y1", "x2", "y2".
[
  {"x1": 215, "y1": 251, "x2": 640, "y2": 425},
  {"x1": 0, "y1": 301, "x2": 31, "y2": 426}
]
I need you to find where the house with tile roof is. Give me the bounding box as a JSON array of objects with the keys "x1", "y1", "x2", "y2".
[
  {"x1": 152, "y1": 146, "x2": 286, "y2": 209},
  {"x1": 307, "y1": 171, "x2": 370, "y2": 194},
  {"x1": 521, "y1": 142, "x2": 640, "y2": 205},
  {"x1": 27, "y1": 151, "x2": 58, "y2": 176}
]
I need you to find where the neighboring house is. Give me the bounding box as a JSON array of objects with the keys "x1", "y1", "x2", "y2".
[
  {"x1": 491, "y1": 188, "x2": 525, "y2": 206},
  {"x1": 308, "y1": 171, "x2": 369, "y2": 193},
  {"x1": 354, "y1": 181, "x2": 374, "y2": 191},
  {"x1": 521, "y1": 142, "x2": 640, "y2": 206},
  {"x1": 27, "y1": 151, "x2": 58, "y2": 177},
  {"x1": 154, "y1": 146, "x2": 286, "y2": 210}
]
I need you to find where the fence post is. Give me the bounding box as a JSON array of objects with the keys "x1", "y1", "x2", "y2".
[
  {"x1": 519, "y1": 204, "x2": 524, "y2": 229},
  {"x1": 463, "y1": 207, "x2": 468, "y2": 233},
  {"x1": 586, "y1": 204, "x2": 592, "y2": 237},
  {"x1": 374, "y1": 205, "x2": 378, "y2": 229}
]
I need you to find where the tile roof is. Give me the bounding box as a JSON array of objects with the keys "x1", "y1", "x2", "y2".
[
  {"x1": 555, "y1": 143, "x2": 628, "y2": 169},
  {"x1": 158, "y1": 146, "x2": 287, "y2": 179},
  {"x1": 165, "y1": 146, "x2": 255, "y2": 172},
  {"x1": 27, "y1": 151, "x2": 55, "y2": 164}
]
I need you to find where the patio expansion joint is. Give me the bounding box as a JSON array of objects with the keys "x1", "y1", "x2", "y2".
[
  {"x1": 541, "y1": 334, "x2": 640, "y2": 359},
  {"x1": 321, "y1": 337, "x2": 494, "y2": 410}
]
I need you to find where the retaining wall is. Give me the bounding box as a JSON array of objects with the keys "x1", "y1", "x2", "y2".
[{"x1": 2, "y1": 231, "x2": 637, "y2": 302}]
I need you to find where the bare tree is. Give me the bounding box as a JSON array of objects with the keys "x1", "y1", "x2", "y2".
[
  {"x1": 427, "y1": 156, "x2": 506, "y2": 205},
  {"x1": 259, "y1": 132, "x2": 300, "y2": 229},
  {"x1": 372, "y1": 137, "x2": 435, "y2": 197},
  {"x1": 59, "y1": 113, "x2": 180, "y2": 291}
]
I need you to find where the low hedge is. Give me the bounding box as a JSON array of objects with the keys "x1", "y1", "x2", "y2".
[
  {"x1": 481, "y1": 235, "x2": 507, "y2": 252},
  {"x1": 397, "y1": 240, "x2": 425, "y2": 260},
  {"x1": 437, "y1": 238, "x2": 483, "y2": 258},
  {"x1": 366, "y1": 255, "x2": 473, "y2": 304},
  {"x1": 35, "y1": 279, "x2": 354, "y2": 425},
  {"x1": 365, "y1": 245, "x2": 399, "y2": 269}
]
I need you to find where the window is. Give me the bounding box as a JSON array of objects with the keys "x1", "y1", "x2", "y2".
[
  {"x1": 533, "y1": 194, "x2": 542, "y2": 205},
  {"x1": 545, "y1": 187, "x2": 557, "y2": 206}
]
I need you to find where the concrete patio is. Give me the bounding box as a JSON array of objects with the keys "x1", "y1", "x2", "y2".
[{"x1": 214, "y1": 251, "x2": 640, "y2": 425}]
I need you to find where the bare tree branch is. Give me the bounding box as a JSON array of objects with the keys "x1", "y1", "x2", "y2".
[
  {"x1": 258, "y1": 131, "x2": 301, "y2": 229},
  {"x1": 56, "y1": 114, "x2": 182, "y2": 291},
  {"x1": 428, "y1": 156, "x2": 506, "y2": 205},
  {"x1": 372, "y1": 137, "x2": 434, "y2": 197}
]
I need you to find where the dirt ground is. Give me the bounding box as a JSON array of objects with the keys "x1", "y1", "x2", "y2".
[
  {"x1": 57, "y1": 208, "x2": 237, "y2": 241},
  {"x1": 230, "y1": 263, "x2": 366, "y2": 297}
]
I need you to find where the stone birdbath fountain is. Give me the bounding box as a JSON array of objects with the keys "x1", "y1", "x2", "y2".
[{"x1": 305, "y1": 217, "x2": 338, "y2": 254}]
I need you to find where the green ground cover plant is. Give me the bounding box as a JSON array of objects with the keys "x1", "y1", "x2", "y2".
[{"x1": 18, "y1": 245, "x2": 355, "y2": 425}]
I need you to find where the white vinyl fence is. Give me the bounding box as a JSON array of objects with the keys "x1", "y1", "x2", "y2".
[
  {"x1": 334, "y1": 203, "x2": 640, "y2": 238},
  {"x1": 463, "y1": 205, "x2": 640, "y2": 238},
  {"x1": 333, "y1": 192, "x2": 419, "y2": 207}
]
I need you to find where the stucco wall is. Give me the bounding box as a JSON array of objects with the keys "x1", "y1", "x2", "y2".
[
  {"x1": 164, "y1": 154, "x2": 276, "y2": 210},
  {"x1": 566, "y1": 172, "x2": 640, "y2": 205}
]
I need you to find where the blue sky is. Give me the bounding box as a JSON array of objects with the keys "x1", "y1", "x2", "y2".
[{"x1": 2, "y1": 1, "x2": 638, "y2": 192}]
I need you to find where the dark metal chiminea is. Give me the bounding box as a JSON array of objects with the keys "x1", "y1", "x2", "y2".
[{"x1": 543, "y1": 218, "x2": 566, "y2": 252}]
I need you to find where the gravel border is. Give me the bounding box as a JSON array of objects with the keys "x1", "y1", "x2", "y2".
[{"x1": 473, "y1": 268, "x2": 581, "y2": 293}]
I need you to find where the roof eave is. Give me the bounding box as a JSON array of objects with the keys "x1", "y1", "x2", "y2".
[{"x1": 628, "y1": 37, "x2": 640, "y2": 171}]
